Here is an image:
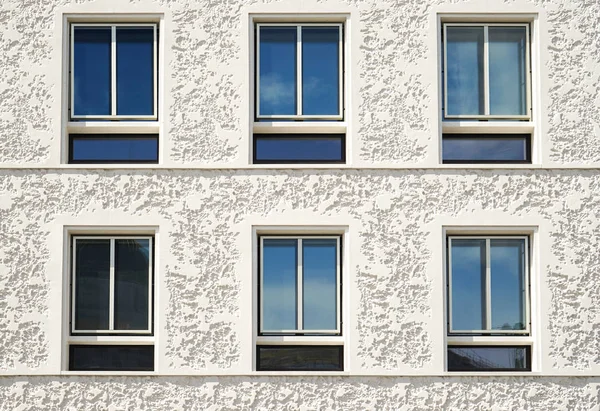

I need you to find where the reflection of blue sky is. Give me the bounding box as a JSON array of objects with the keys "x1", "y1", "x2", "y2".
[
  {"x1": 262, "y1": 239, "x2": 337, "y2": 331},
  {"x1": 259, "y1": 26, "x2": 339, "y2": 116},
  {"x1": 255, "y1": 137, "x2": 342, "y2": 162},
  {"x1": 115, "y1": 239, "x2": 150, "y2": 330},
  {"x1": 116, "y1": 28, "x2": 154, "y2": 115},
  {"x1": 74, "y1": 28, "x2": 111, "y2": 115},
  {"x1": 451, "y1": 238, "x2": 526, "y2": 331},
  {"x1": 72, "y1": 137, "x2": 158, "y2": 162},
  {"x1": 443, "y1": 137, "x2": 526, "y2": 161}
]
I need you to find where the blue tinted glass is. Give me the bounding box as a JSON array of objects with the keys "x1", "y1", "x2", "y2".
[
  {"x1": 255, "y1": 135, "x2": 343, "y2": 162},
  {"x1": 443, "y1": 135, "x2": 528, "y2": 162},
  {"x1": 75, "y1": 239, "x2": 110, "y2": 330},
  {"x1": 117, "y1": 27, "x2": 155, "y2": 116},
  {"x1": 303, "y1": 239, "x2": 337, "y2": 331},
  {"x1": 489, "y1": 27, "x2": 527, "y2": 115},
  {"x1": 448, "y1": 346, "x2": 529, "y2": 371},
  {"x1": 259, "y1": 27, "x2": 297, "y2": 116},
  {"x1": 302, "y1": 27, "x2": 340, "y2": 116},
  {"x1": 446, "y1": 27, "x2": 484, "y2": 116},
  {"x1": 70, "y1": 135, "x2": 158, "y2": 163},
  {"x1": 262, "y1": 239, "x2": 297, "y2": 331},
  {"x1": 490, "y1": 239, "x2": 526, "y2": 331},
  {"x1": 73, "y1": 27, "x2": 111, "y2": 116},
  {"x1": 451, "y1": 239, "x2": 486, "y2": 331},
  {"x1": 114, "y1": 239, "x2": 150, "y2": 331}
]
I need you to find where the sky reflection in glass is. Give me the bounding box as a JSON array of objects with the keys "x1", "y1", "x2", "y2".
[
  {"x1": 451, "y1": 239, "x2": 486, "y2": 330},
  {"x1": 116, "y1": 28, "x2": 154, "y2": 115},
  {"x1": 302, "y1": 27, "x2": 339, "y2": 116},
  {"x1": 73, "y1": 27, "x2": 111, "y2": 116},
  {"x1": 490, "y1": 239, "x2": 526, "y2": 330},
  {"x1": 303, "y1": 239, "x2": 337, "y2": 330},
  {"x1": 262, "y1": 239, "x2": 297, "y2": 330},
  {"x1": 442, "y1": 135, "x2": 528, "y2": 162},
  {"x1": 489, "y1": 27, "x2": 527, "y2": 115},
  {"x1": 259, "y1": 27, "x2": 297, "y2": 116},
  {"x1": 446, "y1": 27, "x2": 484, "y2": 116}
]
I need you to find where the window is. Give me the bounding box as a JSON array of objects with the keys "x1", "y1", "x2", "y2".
[
  {"x1": 257, "y1": 235, "x2": 343, "y2": 371},
  {"x1": 441, "y1": 21, "x2": 533, "y2": 163},
  {"x1": 66, "y1": 21, "x2": 159, "y2": 164},
  {"x1": 447, "y1": 235, "x2": 531, "y2": 372},
  {"x1": 252, "y1": 20, "x2": 346, "y2": 164},
  {"x1": 69, "y1": 236, "x2": 154, "y2": 371}
]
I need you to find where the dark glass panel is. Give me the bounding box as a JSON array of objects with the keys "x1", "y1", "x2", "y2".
[
  {"x1": 116, "y1": 27, "x2": 155, "y2": 116},
  {"x1": 443, "y1": 134, "x2": 530, "y2": 163},
  {"x1": 448, "y1": 346, "x2": 530, "y2": 371},
  {"x1": 257, "y1": 346, "x2": 343, "y2": 371},
  {"x1": 74, "y1": 239, "x2": 110, "y2": 331},
  {"x1": 73, "y1": 27, "x2": 111, "y2": 116},
  {"x1": 254, "y1": 134, "x2": 344, "y2": 163},
  {"x1": 114, "y1": 239, "x2": 151, "y2": 331},
  {"x1": 69, "y1": 134, "x2": 158, "y2": 163},
  {"x1": 69, "y1": 345, "x2": 154, "y2": 371}
]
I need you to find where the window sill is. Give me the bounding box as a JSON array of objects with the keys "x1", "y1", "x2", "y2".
[
  {"x1": 60, "y1": 370, "x2": 157, "y2": 376},
  {"x1": 67, "y1": 121, "x2": 160, "y2": 134},
  {"x1": 442, "y1": 121, "x2": 534, "y2": 134},
  {"x1": 256, "y1": 336, "x2": 343, "y2": 345},
  {"x1": 253, "y1": 121, "x2": 346, "y2": 134},
  {"x1": 68, "y1": 335, "x2": 154, "y2": 344}
]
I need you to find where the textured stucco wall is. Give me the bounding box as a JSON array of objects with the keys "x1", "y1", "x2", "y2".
[{"x1": 2, "y1": 0, "x2": 600, "y2": 407}]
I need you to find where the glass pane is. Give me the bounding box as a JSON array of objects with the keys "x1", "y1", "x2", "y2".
[
  {"x1": 254, "y1": 134, "x2": 344, "y2": 163},
  {"x1": 303, "y1": 239, "x2": 338, "y2": 331},
  {"x1": 489, "y1": 27, "x2": 527, "y2": 116},
  {"x1": 446, "y1": 26, "x2": 484, "y2": 116},
  {"x1": 69, "y1": 345, "x2": 154, "y2": 371},
  {"x1": 258, "y1": 27, "x2": 297, "y2": 116},
  {"x1": 116, "y1": 27, "x2": 155, "y2": 116},
  {"x1": 302, "y1": 27, "x2": 340, "y2": 116},
  {"x1": 257, "y1": 346, "x2": 343, "y2": 371},
  {"x1": 448, "y1": 346, "x2": 530, "y2": 371},
  {"x1": 450, "y1": 239, "x2": 486, "y2": 331},
  {"x1": 490, "y1": 239, "x2": 526, "y2": 331},
  {"x1": 442, "y1": 134, "x2": 529, "y2": 162},
  {"x1": 70, "y1": 134, "x2": 158, "y2": 163},
  {"x1": 114, "y1": 239, "x2": 151, "y2": 331},
  {"x1": 74, "y1": 239, "x2": 110, "y2": 330},
  {"x1": 73, "y1": 27, "x2": 111, "y2": 116},
  {"x1": 262, "y1": 239, "x2": 297, "y2": 331}
]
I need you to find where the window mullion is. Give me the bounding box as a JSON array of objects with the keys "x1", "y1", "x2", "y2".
[
  {"x1": 296, "y1": 25, "x2": 302, "y2": 116},
  {"x1": 483, "y1": 25, "x2": 490, "y2": 116},
  {"x1": 111, "y1": 25, "x2": 117, "y2": 116},
  {"x1": 297, "y1": 238, "x2": 303, "y2": 332},
  {"x1": 485, "y1": 238, "x2": 492, "y2": 331},
  {"x1": 109, "y1": 238, "x2": 115, "y2": 331}
]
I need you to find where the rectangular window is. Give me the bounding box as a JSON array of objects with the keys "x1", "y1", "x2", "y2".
[
  {"x1": 447, "y1": 235, "x2": 531, "y2": 372},
  {"x1": 69, "y1": 345, "x2": 154, "y2": 371},
  {"x1": 257, "y1": 346, "x2": 343, "y2": 371},
  {"x1": 442, "y1": 134, "x2": 531, "y2": 163},
  {"x1": 256, "y1": 24, "x2": 343, "y2": 120},
  {"x1": 443, "y1": 23, "x2": 530, "y2": 120},
  {"x1": 253, "y1": 134, "x2": 345, "y2": 163},
  {"x1": 69, "y1": 134, "x2": 159, "y2": 164},
  {"x1": 71, "y1": 24, "x2": 157, "y2": 120}
]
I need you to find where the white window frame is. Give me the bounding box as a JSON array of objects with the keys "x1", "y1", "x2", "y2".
[
  {"x1": 70, "y1": 23, "x2": 158, "y2": 121},
  {"x1": 443, "y1": 22, "x2": 531, "y2": 121},
  {"x1": 259, "y1": 235, "x2": 341, "y2": 335},
  {"x1": 71, "y1": 235, "x2": 153, "y2": 335},
  {"x1": 255, "y1": 23, "x2": 344, "y2": 121},
  {"x1": 447, "y1": 235, "x2": 530, "y2": 335}
]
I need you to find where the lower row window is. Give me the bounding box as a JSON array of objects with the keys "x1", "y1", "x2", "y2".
[
  {"x1": 69, "y1": 134, "x2": 158, "y2": 164},
  {"x1": 442, "y1": 134, "x2": 531, "y2": 164}
]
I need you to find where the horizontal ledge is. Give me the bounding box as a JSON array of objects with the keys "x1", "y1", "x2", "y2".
[
  {"x1": 67, "y1": 121, "x2": 160, "y2": 134},
  {"x1": 256, "y1": 336, "x2": 344, "y2": 345},
  {"x1": 441, "y1": 121, "x2": 534, "y2": 134},
  {"x1": 253, "y1": 121, "x2": 347, "y2": 134},
  {"x1": 447, "y1": 336, "x2": 534, "y2": 345},
  {"x1": 68, "y1": 336, "x2": 155, "y2": 344}
]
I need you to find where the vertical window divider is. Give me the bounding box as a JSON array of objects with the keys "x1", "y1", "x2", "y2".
[
  {"x1": 111, "y1": 25, "x2": 117, "y2": 116},
  {"x1": 483, "y1": 26, "x2": 490, "y2": 116},
  {"x1": 485, "y1": 238, "x2": 492, "y2": 331},
  {"x1": 296, "y1": 25, "x2": 303, "y2": 116},
  {"x1": 109, "y1": 238, "x2": 115, "y2": 331},
  {"x1": 297, "y1": 238, "x2": 304, "y2": 332}
]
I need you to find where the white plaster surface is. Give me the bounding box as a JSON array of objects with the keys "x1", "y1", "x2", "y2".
[{"x1": 1, "y1": 0, "x2": 600, "y2": 407}]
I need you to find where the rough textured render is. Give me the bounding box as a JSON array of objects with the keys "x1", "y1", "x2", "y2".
[{"x1": 1, "y1": 0, "x2": 600, "y2": 408}]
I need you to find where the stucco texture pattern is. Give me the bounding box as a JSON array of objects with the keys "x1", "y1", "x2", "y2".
[{"x1": 0, "y1": 376, "x2": 599, "y2": 410}]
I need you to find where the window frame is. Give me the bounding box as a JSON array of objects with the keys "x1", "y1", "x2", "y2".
[
  {"x1": 447, "y1": 235, "x2": 530, "y2": 336},
  {"x1": 442, "y1": 133, "x2": 531, "y2": 164},
  {"x1": 447, "y1": 345, "x2": 532, "y2": 372},
  {"x1": 442, "y1": 22, "x2": 531, "y2": 121},
  {"x1": 255, "y1": 23, "x2": 344, "y2": 121},
  {"x1": 258, "y1": 235, "x2": 342, "y2": 336},
  {"x1": 70, "y1": 235, "x2": 154, "y2": 336},
  {"x1": 69, "y1": 23, "x2": 158, "y2": 121}
]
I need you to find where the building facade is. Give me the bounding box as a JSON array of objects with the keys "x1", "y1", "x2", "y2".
[{"x1": 1, "y1": 0, "x2": 600, "y2": 409}]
